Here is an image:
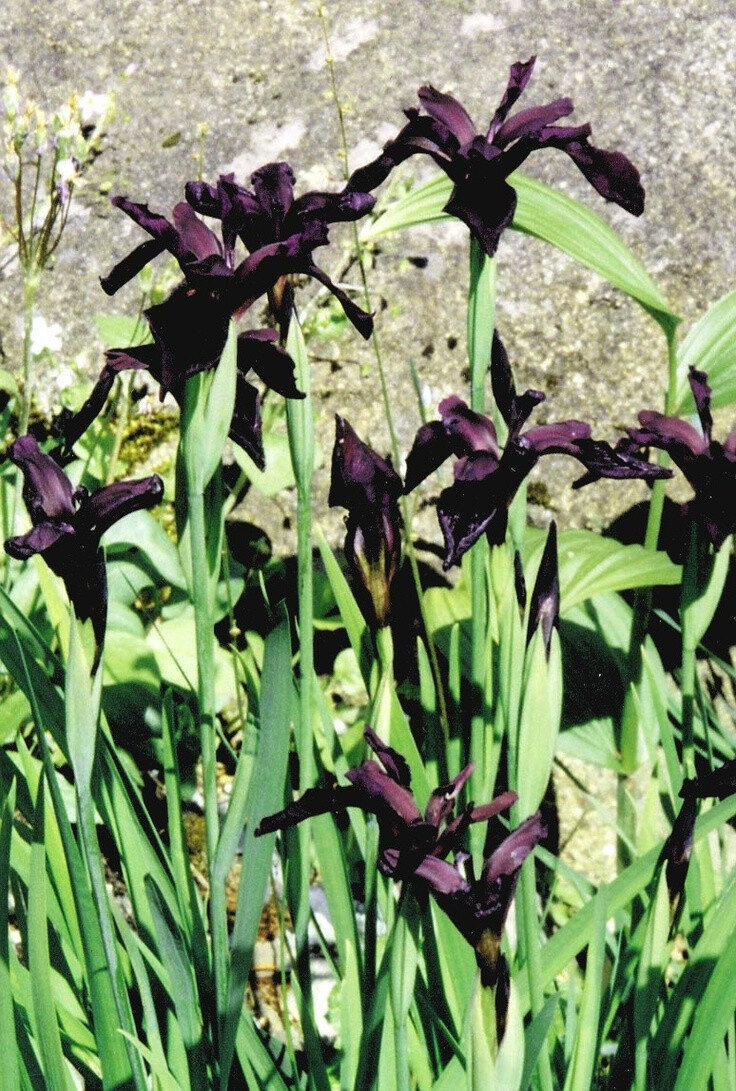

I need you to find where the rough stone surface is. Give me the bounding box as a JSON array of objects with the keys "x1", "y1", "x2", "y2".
[{"x1": 2, "y1": 0, "x2": 735, "y2": 546}]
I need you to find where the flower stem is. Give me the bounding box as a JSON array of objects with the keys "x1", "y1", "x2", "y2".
[
  {"x1": 187, "y1": 484, "x2": 229, "y2": 1045},
  {"x1": 518, "y1": 858, "x2": 554, "y2": 1091},
  {"x1": 468, "y1": 241, "x2": 496, "y2": 794}
]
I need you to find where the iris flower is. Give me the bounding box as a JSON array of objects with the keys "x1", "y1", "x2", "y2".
[
  {"x1": 404, "y1": 333, "x2": 669, "y2": 568},
  {"x1": 4, "y1": 434, "x2": 163, "y2": 643},
  {"x1": 413, "y1": 812, "x2": 546, "y2": 984},
  {"x1": 185, "y1": 161, "x2": 375, "y2": 337},
  {"x1": 329, "y1": 415, "x2": 402, "y2": 629},
  {"x1": 347, "y1": 55, "x2": 644, "y2": 256},
  {"x1": 256, "y1": 725, "x2": 517, "y2": 881},
  {"x1": 66, "y1": 163, "x2": 375, "y2": 465},
  {"x1": 627, "y1": 367, "x2": 736, "y2": 549}
]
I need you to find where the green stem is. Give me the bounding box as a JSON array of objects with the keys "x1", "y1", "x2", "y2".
[
  {"x1": 6, "y1": 270, "x2": 41, "y2": 589},
  {"x1": 617, "y1": 325, "x2": 679, "y2": 863},
  {"x1": 317, "y1": 2, "x2": 450, "y2": 741},
  {"x1": 467, "y1": 241, "x2": 496, "y2": 797},
  {"x1": 188, "y1": 486, "x2": 228, "y2": 1046},
  {"x1": 519, "y1": 860, "x2": 554, "y2": 1091}
]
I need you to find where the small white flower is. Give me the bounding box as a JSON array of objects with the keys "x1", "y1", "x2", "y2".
[
  {"x1": 55, "y1": 157, "x2": 78, "y2": 184},
  {"x1": 79, "y1": 90, "x2": 112, "y2": 129},
  {"x1": 30, "y1": 315, "x2": 63, "y2": 357}
]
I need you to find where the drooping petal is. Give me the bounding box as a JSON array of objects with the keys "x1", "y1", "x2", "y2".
[
  {"x1": 4, "y1": 519, "x2": 73, "y2": 559},
  {"x1": 144, "y1": 285, "x2": 232, "y2": 393},
  {"x1": 304, "y1": 261, "x2": 374, "y2": 340},
  {"x1": 6, "y1": 435, "x2": 75, "y2": 522},
  {"x1": 76, "y1": 475, "x2": 164, "y2": 540},
  {"x1": 558, "y1": 139, "x2": 645, "y2": 217},
  {"x1": 100, "y1": 238, "x2": 169, "y2": 295},
  {"x1": 64, "y1": 344, "x2": 159, "y2": 452},
  {"x1": 255, "y1": 785, "x2": 361, "y2": 837},
  {"x1": 403, "y1": 420, "x2": 455, "y2": 493},
  {"x1": 238, "y1": 329, "x2": 303, "y2": 400},
  {"x1": 229, "y1": 373, "x2": 264, "y2": 468},
  {"x1": 250, "y1": 162, "x2": 296, "y2": 236},
  {"x1": 443, "y1": 172, "x2": 518, "y2": 257},
  {"x1": 437, "y1": 475, "x2": 508, "y2": 567},
  {"x1": 571, "y1": 436, "x2": 673, "y2": 488}
]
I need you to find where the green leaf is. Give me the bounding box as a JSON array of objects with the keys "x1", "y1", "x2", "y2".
[
  {"x1": 145, "y1": 874, "x2": 208, "y2": 1091},
  {"x1": 232, "y1": 429, "x2": 296, "y2": 498},
  {"x1": 651, "y1": 869, "x2": 736, "y2": 1089},
  {"x1": 146, "y1": 615, "x2": 235, "y2": 711},
  {"x1": 563, "y1": 885, "x2": 607, "y2": 1091},
  {"x1": 218, "y1": 612, "x2": 293, "y2": 1090},
  {"x1": 521, "y1": 996, "x2": 559, "y2": 1091},
  {"x1": 517, "y1": 628, "x2": 562, "y2": 817},
  {"x1": 180, "y1": 321, "x2": 237, "y2": 493},
  {"x1": 28, "y1": 787, "x2": 75, "y2": 1091},
  {"x1": 0, "y1": 776, "x2": 20, "y2": 1091},
  {"x1": 93, "y1": 313, "x2": 149, "y2": 348},
  {"x1": 518, "y1": 795, "x2": 736, "y2": 1012},
  {"x1": 673, "y1": 924, "x2": 736, "y2": 1091},
  {"x1": 363, "y1": 172, "x2": 679, "y2": 335},
  {"x1": 672, "y1": 290, "x2": 736, "y2": 412},
  {"x1": 65, "y1": 614, "x2": 101, "y2": 795},
  {"x1": 633, "y1": 870, "x2": 671, "y2": 1090}
]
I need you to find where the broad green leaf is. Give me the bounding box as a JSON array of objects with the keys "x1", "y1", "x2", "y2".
[
  {"x1": 65, "y1": 614, "x2": 101, "y2": 795},
  {"x1": 232, "y1": 429, "x2": 297, "y2": 498},
  {"x1": 104, "y1": 508, "x2": 188, "y2": 591},
  {"x1": 94, "y1": 312, "x2": 149, "y2": 348},
  {"x1": 340, "y1": 939, "x2": 363, "y2": 1091},
  {"x1": 363, "y1": 172, "x2": 679, "y2": 335},
  {"x1": 234, "y1": 1013, "x2": 293, "y2": 1091},
  {"x1": 147, "y1": 615, "x2": 235, "y2": 711},
  {"x1": 494, "y1": 979, "x2": 525, "y2": 1091},
  {"x1": 673, "y1": 290, "x2": 736, "y2": 412}
]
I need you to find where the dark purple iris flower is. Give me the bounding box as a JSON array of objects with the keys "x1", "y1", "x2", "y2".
[
  {"x1": 627, "y1": 367, "x2": 736, "y2": 550},
  {"x1": 347, "y1": 56, "x2": 644, "y2": 257},
  {"x1": 661, "y1": 756, "x2": 736, "y2": 920},
  {"x1": 329, "y1": 416, "x2": 403, "y2": 629},
  {"x1": 65, "y1": 197, "x2": 334, "y2": 466},
  {"x1": 185, "y1": 161, "x2": 375, "y2": 338},
  {"x1": 4, "y1": 435, "x2": 163, "y2": 644},
  {"x1": 404, "y1": 333, "x2": 669, "y2": 568},
  {"x1": 413, "y1": 812, "x2": 546, "y2": 985},
  {"x1": 256, "y1": 725, "x2": 517, "y2": 881}
]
